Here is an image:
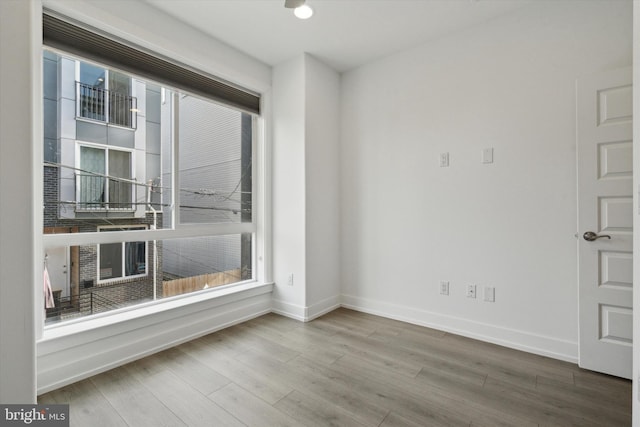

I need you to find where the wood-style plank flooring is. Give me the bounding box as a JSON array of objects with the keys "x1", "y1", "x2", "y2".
[{"x1": 39, "y1": 308, "x2": 631, "y2": 426}]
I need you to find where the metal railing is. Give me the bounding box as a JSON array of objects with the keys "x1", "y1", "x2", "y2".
[
  {"x1": 45, "y1": 291, "x2": 123, "y2": 322},
  {"x1": 77, "y1": 82, "x2": 137, "y2": 129},
  {"x1": 76, "y1": 173, "x2": 135, "y2": 211}
]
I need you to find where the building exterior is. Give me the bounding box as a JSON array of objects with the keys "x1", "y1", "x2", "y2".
[{"x1": 43, "y1": 50, "x2": 164, "y2": 320}]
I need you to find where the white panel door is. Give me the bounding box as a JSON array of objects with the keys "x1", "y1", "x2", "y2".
[
  {"x1": 46, "y1": 247, "x2": 69, "y2": 298},
  {"x1": 577, "y1": 67, "x2": 633, "y2": 379}
]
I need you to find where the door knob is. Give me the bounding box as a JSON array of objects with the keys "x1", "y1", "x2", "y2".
[{"x1": 583, "y1": 231, "x2": 611, "y2": 241}]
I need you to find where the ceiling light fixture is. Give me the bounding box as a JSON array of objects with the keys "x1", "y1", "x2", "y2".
[
  {"x1": 293, "y1": 4, "x2": 313, "y2": 19},
  {"x1": 285, "y1": 0, "x2": 313, "y2": 19}
]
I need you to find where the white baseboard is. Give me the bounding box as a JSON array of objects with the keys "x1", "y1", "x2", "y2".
[
  {"x1": 271, "y1": 298, "x2": 307, "y2": 321},
  {"x1": 37, "y1": 285, "x2": 273, "y2": 395},
  {"x1": 272, "y1": 295, "x2": 341, "y2": 322},
  {"x1": 341, "y1": 294, "x2": 578, "y2": 363},
  {"x1": 306, "y1": 295, "x2": 341, "y2": 321}
]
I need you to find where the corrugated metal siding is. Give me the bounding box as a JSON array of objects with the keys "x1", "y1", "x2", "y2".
[
  {"x1": 162, "y1": 235, "x2": 241, "y2": 279},
  {"x1": 178, "y1": 95, "x2": 245, "y2": 224}
]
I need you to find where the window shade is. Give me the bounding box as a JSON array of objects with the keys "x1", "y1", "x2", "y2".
[{"x1": 43, "y1": 12, "x2": 261, "y2": 115}]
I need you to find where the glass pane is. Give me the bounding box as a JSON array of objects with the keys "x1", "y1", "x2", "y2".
[
  {"x1": 80, "y1": 63, "x2": 105, "y2": 88},
  {"x1": 99, "y1": 243, "x2": 122, "y2": 280},
  {"x1": 178, "y1": 95, "x2": 252, "y2": 224},
  {"x1": 108, "y1": 150, "x2": 132, "y2": 209},
  {"x1": 79, "y1": 62, "x2": 106, "y2": 121},
  {"x1": 79, "y1": 146, "x2": 105, "y2": 209},
  {"x1": 44, "y1": 234, "x2": 251, "y2": 324},
  {"x1": 125, "y1": 241, "x2": 146, "y2": 276},
  {"x1": 109, "y1": 70, "x2": 130, "y2": 95},
  {"x1": 109, "y1": 70, "x2": 133, "y2": 127}
]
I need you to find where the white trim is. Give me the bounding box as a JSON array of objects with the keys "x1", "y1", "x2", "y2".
[
  {"x1": 256, "y1": 90, "x2": 272, "y2": 285},
  {"x1": 271, "y1": 295, "x2": 340, "y2": 322},
  {"x1": 632, "y1": 1, "x2": 639, "y2": 422},
  {"x1": 341, "y1": 294, "x2": 578, "y2": 363},
  {"x1": 0, "y1": 0, "x2": 41, "y2": 402},
  {"x1": 271, "y1": 298, "x2": 307, "y2": 321},
  {"x1": 37, "y1": 282, "x2": 273, "y2": 394},
  {"x1": 306, "y1": 295, "x2": 341, "y2": 321},
  {"x1": 172, "y1": 91, "x2": 180, "y2": 227}
]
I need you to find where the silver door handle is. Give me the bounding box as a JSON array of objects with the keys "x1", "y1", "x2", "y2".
[{"x1": 583, "y1": 231, "x2": 611, "y2": 241}]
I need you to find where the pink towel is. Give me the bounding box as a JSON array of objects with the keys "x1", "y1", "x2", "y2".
[{"x1": 43, "y1": 266, "x2": 55, "y2": 309}]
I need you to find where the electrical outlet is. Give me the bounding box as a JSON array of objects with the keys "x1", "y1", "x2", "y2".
[
  {"x1": 440, "y1": 281, "x2": 449, "y2": 296},
  {"x1": 287, "y1": 273, "x2": 294, "y2": 286},
  {"x1": 484, "y1": 286, "x2": 495, "y2": 302},
  {"x1": 466, "y1": 284, "x2": 476, "y2": 298}
]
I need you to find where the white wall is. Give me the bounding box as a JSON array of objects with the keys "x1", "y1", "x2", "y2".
[
  {"x1": 272, "y1": 55, "x2": 308, "y2": 319},
  {"x1": 272, "y1": 54, "x2": 342, "y2": 320},
  {"x1": 304, "y1": 55, "x2": 342, "y2": 317},
  {"x1": 340, "y1": 0, "x2": 633, "y2": 361},
  {"x1": 0, "y1": 0, "x2": 41, "y2": 403}
]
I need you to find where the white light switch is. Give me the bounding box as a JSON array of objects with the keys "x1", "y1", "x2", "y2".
[
  {"x1": 440, "y1": 281, "x2": 449, "y2": 296},
  {"x1": 484, "y1": 286, "x2": 495, "y2": 302},
  {"x1": 482, "y1": 148, "x2": 494, "y2": 164},
  {"x1": 439, "y1": 152, "x2": 449, "y2": 167}
]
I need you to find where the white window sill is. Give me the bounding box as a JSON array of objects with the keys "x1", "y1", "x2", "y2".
[{"x1": 40, "y1": 280, "x2": 274, "y2": 342}]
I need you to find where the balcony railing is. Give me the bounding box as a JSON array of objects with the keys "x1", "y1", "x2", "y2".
[
  {"x1": 45, "y1": 291, "x2": 125, "y2": 322},
  {"x1": 76, "y1": 174, "x2": 135, "y2": 211},
  {"x1": 76, "y1": 82, "x2": 137, "y2": 129}
]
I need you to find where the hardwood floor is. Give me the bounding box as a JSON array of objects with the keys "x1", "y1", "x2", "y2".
[{"x1": 39, "y1": 308, "x2": 631, "y2": 426}]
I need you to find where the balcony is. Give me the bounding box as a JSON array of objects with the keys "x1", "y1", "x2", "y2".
[
  {"x1": 76, "y1": 82, "x2": 137, "y2": 129},
  {"x1": 76, "y1": 174, "x2": 135, "y2": 211}
]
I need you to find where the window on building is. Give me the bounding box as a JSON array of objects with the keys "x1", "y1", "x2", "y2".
[
  {"x1": 42, "y1": 15, "x2": 260, "y2": 324},
  {"x1": 77, "y1": 145, "x2": 133, "y2": 211},
  {"x1": 98, "y1": 226, "x2": 147, "y2": 282},
  {"x1": 77, "y1": 63, "x2": 136, "y2": 128}
]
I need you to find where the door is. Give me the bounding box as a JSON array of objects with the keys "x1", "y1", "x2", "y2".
[
  {"x1": 46, "y1": 246, "x2": 69, "y2": 298},
  {"x1": 577, "y1": 67, "x2": 633, "y2": 379}
]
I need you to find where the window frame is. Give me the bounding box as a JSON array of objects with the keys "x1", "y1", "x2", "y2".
[
  {"x1": 74, "y1": 60, "x2": 137, "y2": 130},
  {"x1": 74, "y1": 141, "x2": 136, "y2": 212},
  {"x1": 96, "y1": 225, "x2": 149, "y2": 284},
  {"x1": 43, "y1": 48, "x2": 263, "y2": 328}
]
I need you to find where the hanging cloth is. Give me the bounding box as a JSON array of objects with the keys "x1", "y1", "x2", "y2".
[{"x1": 43, "y1": 266, "x2": 55, "y2": 309}]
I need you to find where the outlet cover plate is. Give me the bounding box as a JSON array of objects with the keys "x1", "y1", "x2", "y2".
[{"x1": 466, "y1": 284, "x2": 476, "y2": 298}]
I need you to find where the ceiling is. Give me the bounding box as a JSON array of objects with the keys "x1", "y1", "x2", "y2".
[{"x1": 145, "y1": 0, "x2": 533, "y2": 72}]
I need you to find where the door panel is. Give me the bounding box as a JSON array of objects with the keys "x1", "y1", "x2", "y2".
[
  {"x1": 46, "y1": 246, "x2": 69, "y2": 298},
  {"x1": 577, "y1": 67, "x2": 633, "y2": 379}
]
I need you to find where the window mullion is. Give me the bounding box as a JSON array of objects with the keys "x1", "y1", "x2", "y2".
[
  {"x1": 172, "y1": 91, "x2": 179, "y2": 228},
  {"x1": 104, "y1": 147, "x2": 109, "y2": 208},
  {"x1": 121, "y1": 241, "x2": 126, "y2": 279},
  {"x1": 105, "y1": 69, "x2": 110, "y2": 124}
]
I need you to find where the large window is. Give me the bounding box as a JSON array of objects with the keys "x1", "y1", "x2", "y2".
[{"x1": 42, "y1": 25, "x2": 260, "y2": 324}]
